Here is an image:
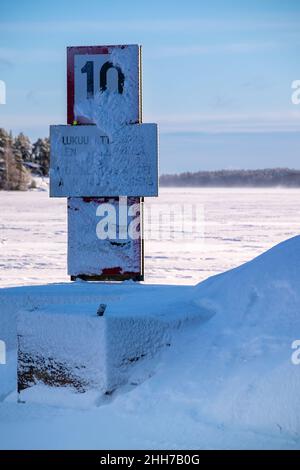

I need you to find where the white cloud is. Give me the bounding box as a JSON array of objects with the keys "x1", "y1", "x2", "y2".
[
  {"x1": 0, "y1": 47, "x2": 63, "y2": 64},
  {"x1": 0, "y1": 113, "x2": 63, "y2": 129},
  {"x1": 2, "y1": 110, "x2": 300, "y2": 135},
  {"x1": 151, "y1": 42, "x2": 276, "y2": 58},
  {"x1": 144, "y1": 111, "x2": 300, "y2": 133},
  {"x1": 1, "y1": 18, "x2": 300, "y2": 34},
  {"x1": 0, "y1": 39, "x2": 280, "y2": 68}
]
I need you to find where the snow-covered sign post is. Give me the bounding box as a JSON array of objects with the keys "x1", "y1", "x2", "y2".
[
  {"x1": 17, "y1": 46, "x2": 160, "y2": 401},
  {"x1": 50, "y1": 45, "x2": 158, "y2": 280}
]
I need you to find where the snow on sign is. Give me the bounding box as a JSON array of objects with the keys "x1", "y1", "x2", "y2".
[
  {"x1": 68, "y1": 197, "x2": 143, "y2": 280},
  {"x1": 49, "y1": 44, "x2": 158, "y2": 281},
  {"x1": 67, "y1": 45, "x2": 141, "y2": 126},
  {"x1": 50, "y1": 123, "x2": 158, "y2": 197}
]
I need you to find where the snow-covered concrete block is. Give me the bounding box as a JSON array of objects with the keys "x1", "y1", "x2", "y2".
[
  {"x1": 0, "y1": 294, "x2": 18, "y2": 401},
  {"x1": 50, "y1": 123, "x2": 158, "y2": 197},
  {"x1": 17, "y1": 301, "x2": 174, "y2": 399},
  {"x1": 18, "y1": 304, "x2": 107, "y2": 394},
  {"x1": 16, "y1": 282, "x2": 203, "y2": 404}
]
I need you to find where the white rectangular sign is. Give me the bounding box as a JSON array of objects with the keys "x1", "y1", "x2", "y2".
[
  {"x1": 50, "y1": 124, "x2": 158, "y2": 197},
  {"x1": 68, "y1": 45, "x2": 140, "y2": 126},
  {"x1": 68, "y1": 197, "x2": 142, "y2": 279}
]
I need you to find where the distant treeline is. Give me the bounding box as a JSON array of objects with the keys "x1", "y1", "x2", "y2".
[
  {"x1": 160, "y1": 169, "x2": 300, "y2": 188},
  {"x1": 0, "y1": 128, "x2": 49, "y2": 190}
]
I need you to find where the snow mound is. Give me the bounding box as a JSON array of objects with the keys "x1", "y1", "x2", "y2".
[
  {"x1": 0, "y1": 236, "x2": 300, "y2": 448},
  {"x1": 147, "y1": 235, "x2": 300, "y2": 440},
  {"x1": 195, "y1": 234, "x2": 300, "y2": 331},
  {"x1": 30, "y1": 176, "x2": 49, "y2": 192}
]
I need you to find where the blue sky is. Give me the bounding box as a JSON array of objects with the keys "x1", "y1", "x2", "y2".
[{"x1": 0, "y1": 0, "x2": 300, "y2": 173}]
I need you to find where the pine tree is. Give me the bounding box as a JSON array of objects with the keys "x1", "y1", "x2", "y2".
[
  {"x1": 0, "y1": 128, "x2": 10, "y2": 189},
  {"x1": 0, "y1": 128, "x2": 31, "y2": 190},
  {"x1": 13, "y1": 132, "x2": 32, "y2": 162},
  {"x1": 32, "y1": 137, "x2": 50, "y2": 176},
  {"x1": 12, "y1": 133, "x2": 31, "y2": 190}
]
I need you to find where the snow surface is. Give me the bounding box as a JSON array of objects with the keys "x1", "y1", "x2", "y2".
[
  {"x1": 0, "y1": 188, "x2": 300, "y2": 449},
  {"x1": 1, "y1": 187, "x2": 300, "y2": 288},
  {"x1": 1, "y1": 235, "x2": 300, "y2": 448}
]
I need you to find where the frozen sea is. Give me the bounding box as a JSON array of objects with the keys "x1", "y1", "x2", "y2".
[
  {"x1": 1, "y1": 187, "x2": 300, "y2": 450},
  {"x1": 0, "y1": 187, "x2": 299, "y2": 288}
]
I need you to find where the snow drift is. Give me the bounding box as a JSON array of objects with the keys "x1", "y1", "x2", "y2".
[
  {"x1": 0, "y1": 236, "x2": 300, "y2": 448},
  {"x1": 171, "y1": 235, "x2": 300, "y2": 438}
]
